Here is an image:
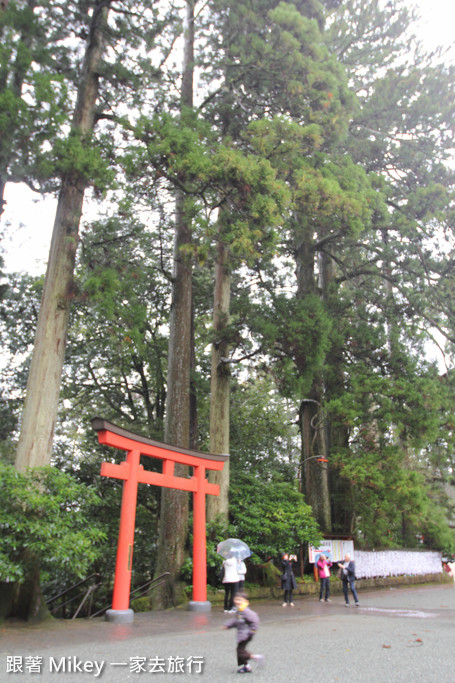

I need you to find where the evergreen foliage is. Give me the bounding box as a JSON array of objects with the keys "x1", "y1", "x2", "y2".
[
  {"x1": 1, "y1": 0, "x2": 455, "y2": 616},
  {"x1": 0, "y1": 462, "x2": 105, "y2": 583},
  {"x1": 229, "y1": 471, "x2": 321, "y2": 561}
]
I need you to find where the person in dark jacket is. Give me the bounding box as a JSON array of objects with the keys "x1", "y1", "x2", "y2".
[
  {"x1": 224, "y1": 592, "x2": 264, "y2": 673},
  {"x1": 338, "y1": 553, "x2": 359, "y2": 606},
  {"x1": 281, "y1": 553, "x2": 297, "y2": 607}
]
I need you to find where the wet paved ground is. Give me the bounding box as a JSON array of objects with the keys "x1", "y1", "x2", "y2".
[{"x1": 1, "y1": 584, "x2": 454, "y2": 682}]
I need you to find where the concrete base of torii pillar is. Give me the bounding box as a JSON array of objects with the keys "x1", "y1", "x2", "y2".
[
  {"x1": 187, "y1": 600, "x2": 212, "y2": 613},
  {"x1": 105, "y1": 608, "x2": 135, "y2": 623}
]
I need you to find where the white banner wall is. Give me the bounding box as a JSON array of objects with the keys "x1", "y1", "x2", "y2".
[{"x1": 355, "y1": 549, "x2": 442, "y2": 579}]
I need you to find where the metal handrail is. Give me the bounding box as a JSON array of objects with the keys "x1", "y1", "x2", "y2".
[
  {"x1": 89, "y1": 572, "x2": 173, "y2": 618},
  {"x1": 54, "y1": 588, "x2": 93, "y2": 612},
  {"x1": 47, "y1": 573, "x2": 100, "y2": 605},
  {"x1": 130, "y1": 572, "x2": 171, "y2": 600},
  {"x1": 72, "y1": 583, "x2": 99, "y2": 620}
]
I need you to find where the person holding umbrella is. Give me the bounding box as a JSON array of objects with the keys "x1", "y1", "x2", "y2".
[
  {"x1": 222, "y1": 552, "x2": 240, "y2": 612},
  {"x1": 217, "y1": 539, "x2": 252, "y2": 613}
]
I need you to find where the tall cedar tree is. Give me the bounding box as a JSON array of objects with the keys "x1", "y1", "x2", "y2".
[
  {"x1": 152, "y1": 0, "x2": 195, "y2": 609},
  {"x1": 15, "y1": 1, "x2": 111, "y2": 472}
]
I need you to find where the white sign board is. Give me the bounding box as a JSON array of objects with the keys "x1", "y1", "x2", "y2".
[{"x1": 309, "y1": 539, "x2": 355, "y2": 563}]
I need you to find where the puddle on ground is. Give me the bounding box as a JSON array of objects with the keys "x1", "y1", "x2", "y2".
[{"x1": 360, "y1": 607, "x2": 438, "y2": 619}]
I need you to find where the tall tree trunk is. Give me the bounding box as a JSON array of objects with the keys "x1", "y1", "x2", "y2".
[
  {"x1": 153, "y1": 0, "x2": 194, "y2": 607},
  {"x1": 4, "y1": 551, "x2": 48, "y2": 621},
  {"x1": 189, "y1": 300, "x2": 199, "y2": 450},
  {"x1": 9, "y1": 1, "x2": 109, "y2": 621},
  {"x1": 207, "y1": 220, "x2": 230, "y2": 522},
  {"x1": 299, "y1": 389, "x2": 331, "y2": 532},
  {"x1": 319, "y1": 249, "x2": 353, "y2": 534},
  {"x1": 15, "y1": 0, "x2": 110, "y2": 472},
  {"x1": 294, "y1": 216, "x2": 331, "y2": 531},
  {"x1": 382, "y1": 227, "x2": 406, "y2": 450},
  {"x1": 153, "y1": 190, "x2": 192, "y2": 606}
]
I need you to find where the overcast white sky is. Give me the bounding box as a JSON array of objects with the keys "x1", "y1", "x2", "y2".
[
  {"x1": 1, "y1": 0, "x2": 454, "y2": 277},
  {"x1": 415, "y1": 0, "x2": 455, "y2": 54}
]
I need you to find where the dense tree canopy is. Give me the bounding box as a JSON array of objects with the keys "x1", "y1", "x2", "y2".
[{"x1": 1, "y1": 0, "x2": 454, "y2": 617}]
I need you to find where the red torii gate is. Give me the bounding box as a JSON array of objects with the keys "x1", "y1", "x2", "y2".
[{"x1": 92, "y1": 418, "x2": 228, "y2": 622}]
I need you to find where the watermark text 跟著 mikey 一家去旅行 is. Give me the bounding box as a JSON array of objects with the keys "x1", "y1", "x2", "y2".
[{"x1": 5, "y1": 654, "x2": 205, "y2": 676}]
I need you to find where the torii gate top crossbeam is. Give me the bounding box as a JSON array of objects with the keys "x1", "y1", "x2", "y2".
[
  {"x1": 92, "y1": 417, "x2": 228, "y2": 495},
  {"x1": 92, "y1": 417, "x2": 228, "y2": 466}
]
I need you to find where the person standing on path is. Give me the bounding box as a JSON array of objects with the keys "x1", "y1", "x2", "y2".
[
  {"x1": 445, "y1": 560, "x2": 455, "y2": 583},
  {"x1": 237, "y1": 557, "x2": 247, "y2": 591},
  {"x1": 281, "y1": 553, "x2": 297, "y2": 607},
  {"x1": 339, "y1": 553, "x2": 359, "y2": 606},
  {"x1": 316, "y1": 554, "x2": 332, "y2": 602},
  {"x1": 223, "y1": 552, "x2": 240, "y2": 612}
]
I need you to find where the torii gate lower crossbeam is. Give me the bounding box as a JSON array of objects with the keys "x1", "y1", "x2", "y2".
[{"x1": 92, "y1": 418, "x2": 229, "y2": 623}]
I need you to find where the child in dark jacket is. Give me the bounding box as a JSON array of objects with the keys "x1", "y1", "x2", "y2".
[{"x1": 224, "y1": 592, "x2": 264, "y2": 673}]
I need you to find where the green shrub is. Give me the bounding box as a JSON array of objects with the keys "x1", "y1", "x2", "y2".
[
  {"x1": 0, "y1": 462, "x2": 106, "y2": 584},
  {"x1": 130, "y1": 596, "x2": 151, "y2": 612}
]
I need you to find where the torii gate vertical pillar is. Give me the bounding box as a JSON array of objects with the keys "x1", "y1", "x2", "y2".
[
  {"x1": 92, "y1": 418, "x2": 229, "y2": 622},
  {"x1": 189, "y1": 465, "x2": 209, "y2": 611},
  {"x1": 108, "y1": 448, "x2": 140, "y2": 623}
]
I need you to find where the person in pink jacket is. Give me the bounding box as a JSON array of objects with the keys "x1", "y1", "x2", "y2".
[{"x1": 316, "y1": 554, "x2": 332, "y2": 602}]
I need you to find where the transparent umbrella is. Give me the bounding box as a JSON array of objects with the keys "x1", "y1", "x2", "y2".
[{"x1": 216, "y1": 538, "x2": 251, "y2": 560}]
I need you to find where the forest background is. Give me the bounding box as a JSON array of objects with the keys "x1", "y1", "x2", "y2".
[{"x1": 0, "y1": 0, "x2": 454, "y2": 621}]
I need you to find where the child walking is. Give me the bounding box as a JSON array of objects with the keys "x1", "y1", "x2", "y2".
[{"x1": 223, "y1": 592, "x2": 264, "y2": 674}]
